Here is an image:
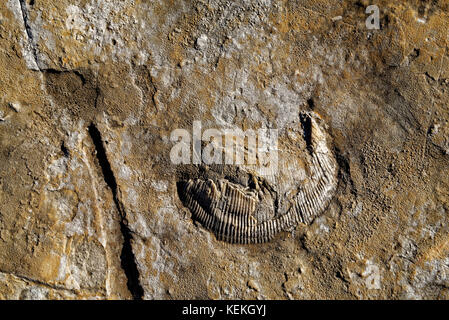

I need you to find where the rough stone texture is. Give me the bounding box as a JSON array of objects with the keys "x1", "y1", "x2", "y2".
[{"x1": 0, "y1": 0, "x2": 448, "y2": 299}]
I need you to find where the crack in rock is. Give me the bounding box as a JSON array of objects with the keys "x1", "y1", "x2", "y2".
[
  {"x1": 87, "y1": 123, "x2": 144, "y2": 300},
  {"x1": 18, "y1": 0, "x2": 41, "y2": 71}
]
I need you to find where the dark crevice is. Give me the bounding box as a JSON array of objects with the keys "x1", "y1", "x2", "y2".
[
  {"x1": 18, "y1": 0, "x2": 41, "y2": 70},
  {"x1": 409, "y1": 48, "x2": 420, "y2": 63},
  {"x1": 424, "y1": 71, "x2": 436, "y2": 82},
  {"x1": 74, "y1": 70, "x2": 87, "y2": 85},
  {"x1": 88, "y1": 124, "x2": 117, "y2": 194},
  {"x1": 299, "y1": 113, "x2": 313, "y2": 154},
  {"x1": 87, "y1": 123, "x2": 144, "y2": 300},
  {"x1": 306, "y1": 98, "x2": 315, "y2": 111},
  {"x1": 61, "y1": 141, "x2": 70, "y2": 157},
  {"x1": 118, "y1": 220, "x2": 144, "y2": 300}
]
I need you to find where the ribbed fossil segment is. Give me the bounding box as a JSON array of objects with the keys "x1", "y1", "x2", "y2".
[
  {"x1": 177, "y1": 112, "x2": 338, "y2": 244},
  {"x1": 290, "y1": 112, "x2": 339, "y2": 225},
  {"x1": 178, "y1": 179, "x2": 263, "y2": 244}
]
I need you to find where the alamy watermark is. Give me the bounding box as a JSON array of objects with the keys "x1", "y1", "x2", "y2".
[
  {"x1": 365, "y1": 5, "x2": 380, "y2": 30},
  {"x1": 170, "y1": 121, "x2": 278, "y2": 177},
  {"x1": 169, "y1": 4, "x2": 380, "y2": 176}
]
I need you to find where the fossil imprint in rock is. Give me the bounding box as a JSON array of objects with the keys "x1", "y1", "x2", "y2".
[{"x1": 177, "y1": 111, "x2": 338, "y2": 244}]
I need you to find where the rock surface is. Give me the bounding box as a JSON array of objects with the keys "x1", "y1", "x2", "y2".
[{"x1": 0, "y1": 0, "x2": 448, "y2": 299}]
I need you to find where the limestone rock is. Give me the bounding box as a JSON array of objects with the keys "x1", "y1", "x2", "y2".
[{"x1": 0, "y1": 0, "x2": 448, "y2": 299}]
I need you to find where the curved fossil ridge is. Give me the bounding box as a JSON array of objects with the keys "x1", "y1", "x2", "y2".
[{"x1": 178, "y1": 112, "x2": 338, "y2": 244}]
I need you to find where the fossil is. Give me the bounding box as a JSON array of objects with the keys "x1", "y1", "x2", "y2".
[{"x1": 177, "y1": 111, "x2": 338, "y2": 243}]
